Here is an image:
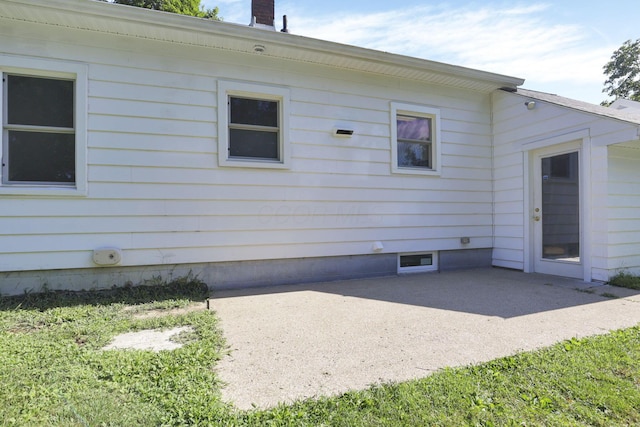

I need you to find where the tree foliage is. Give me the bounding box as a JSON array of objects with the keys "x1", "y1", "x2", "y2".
[
  {"x1": 112, "y1": 0, "x2": 220, "y2": 20},
  {"x1": 602, "y1": 38, "x2": 640, "y2": 104}
]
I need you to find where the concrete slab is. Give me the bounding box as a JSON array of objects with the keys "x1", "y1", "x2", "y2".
[
  {"x1": 209, "y1": 268, "x2": 640, "y2": 410},
  {"x1": 102, "y1": 326, "x2": 193, "y2": 352}
]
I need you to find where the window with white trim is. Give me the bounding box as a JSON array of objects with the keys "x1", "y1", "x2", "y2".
[
  {"x1": 398, "y1": 252, "x2": 438, "y2": 273},
  {"x1": 218, "y1": 81, "x2": 290, "y2": 169},
  {"x1": 0, "y1": 57, "x2": 87, "y2": 196},
  {"x1": 391, "y1": 102, "x2": 441, "y2": 175},
  {"x1": 3, "y1": 74, "x2": 75, "y2": 184}
]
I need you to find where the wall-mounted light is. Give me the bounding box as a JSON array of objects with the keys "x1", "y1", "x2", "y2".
[
  {"x1": 525, "y1": 101, "x2": 536, "y2": 110},
  {"x1": 332, "y1": 128, "x2": 354, "y2": 137}
]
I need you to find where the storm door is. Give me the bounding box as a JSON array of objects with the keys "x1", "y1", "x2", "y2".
[{"x1": 532, "y1": 147, "x2": 583, "y2": 278}]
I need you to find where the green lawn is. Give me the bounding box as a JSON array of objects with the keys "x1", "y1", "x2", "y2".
[{"x1": 1, "y1": 279, "x2": 639, "y2": 426}]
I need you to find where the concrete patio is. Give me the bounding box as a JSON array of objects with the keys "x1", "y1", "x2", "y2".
[{"x1": 209, "y1": 268, "x2": 640, "y2": 409}]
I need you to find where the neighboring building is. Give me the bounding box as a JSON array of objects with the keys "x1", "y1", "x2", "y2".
[{"x1": 1, "y1": 0, "x2": 639, "y2": 295}]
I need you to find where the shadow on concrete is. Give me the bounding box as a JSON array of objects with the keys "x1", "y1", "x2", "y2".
[{"x1": 211, "y1": 267, "x2": 640, "y2": 319}]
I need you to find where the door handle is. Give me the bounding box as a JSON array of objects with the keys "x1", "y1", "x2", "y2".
[{"x1": 533, "y1": 207, "x2": 540, "y2": 221}]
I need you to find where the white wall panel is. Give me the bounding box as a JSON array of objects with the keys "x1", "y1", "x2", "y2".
[{"x1": 0, "y1": 17, "x2": 496, "y2": 273}]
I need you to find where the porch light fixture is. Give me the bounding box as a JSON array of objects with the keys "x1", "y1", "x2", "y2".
[{"x1": 525, "y1": 101, "x2": 536, "y2": 110}]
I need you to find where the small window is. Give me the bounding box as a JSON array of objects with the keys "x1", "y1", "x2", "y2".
[
  {"x1": 398, "y1": 252, "x2": 438, "y2": 273},
  {"x1": 3, "y1": 75, "x2": 75, "y2": 184},
  {"x1": 218, "y1": 81, "x2": 290, "y2": 169},
  {"x1": 0, "y1": 57, "x2": 87, "y2": 196},
  {"x1": 229, "y1": 96, "x2": 279, "y2": 160},
  {"x1": 391, "y1": 103, "x2": 441, "y2": 175},
  {"x1": 397, "y1": 114, "x2": 432, "y2": 168}
]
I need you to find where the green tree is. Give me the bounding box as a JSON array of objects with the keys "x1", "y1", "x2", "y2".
[
  {"x1": 112, "y1": 0, "x2": 220, "y2": 20},
  {"x1": 602, "y1": 38, "x2": 640, "y2": 105}
]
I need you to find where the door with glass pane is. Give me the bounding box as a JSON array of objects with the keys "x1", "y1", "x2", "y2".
[{"x1": 533, "y1": 147, "x2": 583, "y2": 279}]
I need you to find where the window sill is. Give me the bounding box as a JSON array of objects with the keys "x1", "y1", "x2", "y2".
[
  {"x1": 0, "y1": 184, "x2": 87, "y2": 197},
  {"x1": 391, "y1": 167, "x2": 441, "y2": 176},
  {"x1": 219, "y1": 157, "x2": 290, "y2": 170}
]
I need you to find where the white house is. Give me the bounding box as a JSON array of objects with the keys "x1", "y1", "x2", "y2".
[{"x1": 1, "y1": 0, "x2": 639, "y2": 295}]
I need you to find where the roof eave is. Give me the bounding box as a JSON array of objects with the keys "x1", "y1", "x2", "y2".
[{"x1": 0, "y1": 0, "x2": 525, "y2": 92}]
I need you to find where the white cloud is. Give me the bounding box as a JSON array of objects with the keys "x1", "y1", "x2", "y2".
[
  {"x1": 288, "y1": 3, "x2": 611, "y2": 86},
  {"x1": 293, "y1": 3, "x2": 617, "y2": 103},
  {"x1": 201, "y1": 1, "x2": 615, "y2": 103}
]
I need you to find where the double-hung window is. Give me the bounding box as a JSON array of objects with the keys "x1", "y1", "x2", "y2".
[
  {"x1": 4, "y1": 75, "x2": 75, "y2": 184},
  {"x1": 218, "y1": 81, "x2": 290, "y2": 169},
  {"x1": 1, "y1": 57, "x2": 87, "y2": 196},
  {"x1": 391, "y1": 102, "x2": 441, "y2": 175},
  {"x1": 229, "y1": 96, "x2": 279, "y2": 160}
]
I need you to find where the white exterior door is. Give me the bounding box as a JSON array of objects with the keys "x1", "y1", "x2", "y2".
[{"x1": 532, "y1": 144, "x2": 583, "y2": 279}]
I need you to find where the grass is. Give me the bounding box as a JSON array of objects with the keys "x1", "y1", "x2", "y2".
[
  {"x1": 1, "y1": 279, "x2": 640, "y2": 426},
  {"x1": 0, "y1": 276, "x2": 228, "y2": 426},
  {"x1": 609, "y1": 271, "x2": 640, "y2": 290}
]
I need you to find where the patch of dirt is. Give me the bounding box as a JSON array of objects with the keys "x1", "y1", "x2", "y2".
[{"x1": 127, "y1": 302, "x2": 208, "y2": 320}]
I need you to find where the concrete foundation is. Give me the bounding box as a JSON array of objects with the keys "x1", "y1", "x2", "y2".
[
  {"x1": 439, "y1": 248, "x2": 493, "y2": 271},
  {"x1": 0, "y1": 248, "x2": 493, "y2": 296}
]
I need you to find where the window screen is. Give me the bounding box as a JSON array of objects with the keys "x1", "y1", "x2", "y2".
[
  {"x1": 229, "y1": 96, "x2": 279, "y2": 161},
  {"x1": 4, "y1": 74, "x2": 75, "y2": 184}
]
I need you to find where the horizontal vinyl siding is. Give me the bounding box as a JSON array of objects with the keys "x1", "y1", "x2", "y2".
[
  {"x1": 491, "y1": 93, "x2": 528, "y2": 269},
  {"x1": 607, "y1": 144, "x2": 640, "y2": 275},
  {"x1": 0, "y1": 19, "x2": 494, "y2": 273},
  {"x1": 492, "y1": 90, "x2": 640, "y2": 279}
]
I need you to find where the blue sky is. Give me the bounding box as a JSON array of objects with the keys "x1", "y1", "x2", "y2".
[{"x1": 201, "y1": 0, "x2": 639, "y2": 105}]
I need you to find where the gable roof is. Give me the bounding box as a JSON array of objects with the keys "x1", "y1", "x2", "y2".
[
  {"x1": 0, "y1": 0, "x2": 524, "y2": 93},
  {"x1": 514, "y1": 88, "x2": 640, "y2": 126}
]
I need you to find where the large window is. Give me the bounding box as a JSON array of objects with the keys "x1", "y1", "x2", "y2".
[
  {"x1": 3, "y1": 75, "x2": 75, "y2": 184},
  {"x1": 218, "y1": 81, "x2": 290, "y2": 169},
  {"x1": 391, "y1": 103, "x2": 441, "y2": 175},
  {"x1": 1, "y1": 57, "x2": 87, "y2": 196}
]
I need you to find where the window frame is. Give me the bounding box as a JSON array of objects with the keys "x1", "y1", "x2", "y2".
[
  {"x1": 218, "y1": 80, "x2": 290, "y2": 169},
  {"x1": 0, "y1": 55, "x2": 87, "y2": 196},
  {"x1": 390, "y1": 102, "x2": 441, "y2": 176},
  {"x1": 397, "y1": 251, "x2": 439, "y2": 274}
]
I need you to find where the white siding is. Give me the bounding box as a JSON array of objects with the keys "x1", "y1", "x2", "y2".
[
  {"x1": 607, "y1": 143, "x2": 640, "y2": 276},
  {"x1": 492, "y1": 90, "x2": 640, "y2": 280},
  {"x1": 0, "y1": 19, "x2": 494, "y2": 273}
]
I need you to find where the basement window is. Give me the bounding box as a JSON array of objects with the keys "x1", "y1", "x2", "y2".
[{"x1": 398, "y1": 252, "x2": 438, "y2": 273}]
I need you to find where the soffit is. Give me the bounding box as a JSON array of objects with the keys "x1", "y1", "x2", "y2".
[{"x1": 0, "y1": 0, "x2": 524, "y2": 93}]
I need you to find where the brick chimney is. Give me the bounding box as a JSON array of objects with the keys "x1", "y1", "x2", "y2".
[{"x1": 251, "y1": 0, "x2": 274, "y2": 27}]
